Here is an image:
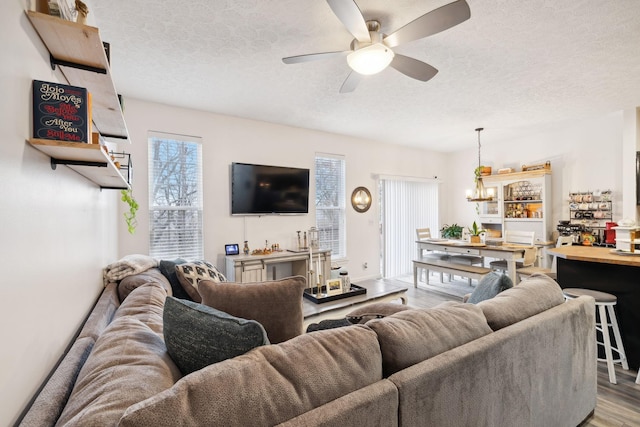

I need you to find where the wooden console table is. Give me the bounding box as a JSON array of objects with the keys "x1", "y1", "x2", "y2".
[
  {"x1": 225, "y1": 249, "x2": 331, "y2": 286},
  {"x1": 549, "y1": 245, "x2": 640, "y2": 369}
]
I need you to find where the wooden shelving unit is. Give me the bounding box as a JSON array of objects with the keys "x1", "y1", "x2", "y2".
[
  {"x1": 28, "y1": 139, "x2": 129, "y2": 189},
  {"x1": 25, "y1": 10, "x2": 132, "y2": 189},
  {"x1": 26, "y1": 10, "x2": 129, "y2": 141},
  {"x1": 478, "y1": 169, "x2": 553, "y2": 243}
]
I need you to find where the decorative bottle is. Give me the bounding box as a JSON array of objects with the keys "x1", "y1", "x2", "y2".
[{"x1": 339, "y1": 271, "x2": 350, "y2": 293}]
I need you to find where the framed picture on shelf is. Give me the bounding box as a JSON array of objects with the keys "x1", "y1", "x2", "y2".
[{"x1": 326, "y1": 279, "x2": 343, "y2": 295}]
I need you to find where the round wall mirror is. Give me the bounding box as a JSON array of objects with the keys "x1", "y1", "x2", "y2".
[{"x1": 351, "y1": 186, "x2": 372, "y2": 213}]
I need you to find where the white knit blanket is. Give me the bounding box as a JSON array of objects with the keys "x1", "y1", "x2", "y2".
[{"x1": 103, "y1": 254, "x2": 158, "y2": 282}]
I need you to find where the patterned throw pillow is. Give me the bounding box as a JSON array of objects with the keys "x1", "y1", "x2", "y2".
[{"x1": 175, "y1": 261, "x2": 227, "y2": 303}]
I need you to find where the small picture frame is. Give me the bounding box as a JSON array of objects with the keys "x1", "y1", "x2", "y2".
[
  {"x1": 225, "y1": 243, "x2": 239, "y2": 256},
  {"x1": 326, "y1": 278, "x2": 343, "y2": 295}
]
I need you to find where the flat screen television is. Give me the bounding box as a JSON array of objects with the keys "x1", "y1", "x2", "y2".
[{"x1": 231, "y1": 162, "x2": 310, "y2": 215}]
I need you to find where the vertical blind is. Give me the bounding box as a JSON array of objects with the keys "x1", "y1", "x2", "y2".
[
  {"x1": 148, "y1": 132, "x2": 203, "y2": 260},
  {"x1": 381, "y1": 178, "x2": 439, "y2": 277},
  {"x1": 315, "y1": 154, "x2": 346, "y2": 259}
]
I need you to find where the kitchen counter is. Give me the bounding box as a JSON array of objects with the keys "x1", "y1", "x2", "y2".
[
  {"x1": 549, "y1": 245, "x2": 640, "y2": 369},
  {"x1": 548, "y1": 245, "x2": 640, "y2": 266}
]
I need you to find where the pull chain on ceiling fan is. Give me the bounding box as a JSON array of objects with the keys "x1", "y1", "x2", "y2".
[{"x1": 282, "y1": 0, "x2": 470, "y2": 93}]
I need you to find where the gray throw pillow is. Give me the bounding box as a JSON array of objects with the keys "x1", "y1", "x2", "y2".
[
  {"x1": 163, "y1": 296, "x2": 269, "y2": 375},
  {"x1": 467, "y1": 272, "x2": 513, "y2": 304}
]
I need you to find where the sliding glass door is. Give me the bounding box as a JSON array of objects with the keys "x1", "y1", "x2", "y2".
[{"x1": 380, "y1": 178, "x2": 440, "y2": 278}]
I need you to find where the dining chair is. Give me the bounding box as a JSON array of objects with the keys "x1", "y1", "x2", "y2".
[
  {"x1": 416, "y1": 228, "x2": 449, "y2": 283},
  {"x1": 489, "y1": 230, "x2": 536, "y2": 272},
  {"x1": 517, "y1": 235, "x2": 573, "y2": 280}
]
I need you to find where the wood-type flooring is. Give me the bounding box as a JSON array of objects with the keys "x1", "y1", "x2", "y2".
[{"x1": 373, "y1": 277, "x2": 640, "y2": 427}]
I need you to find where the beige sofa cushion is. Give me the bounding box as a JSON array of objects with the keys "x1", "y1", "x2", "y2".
[
  {"x1": 56, "y1": 282, "x2": 181, "y2": 426},
  {"x1": 17, "y1": 336, "x2": 94, "y2": 427},
  {"x1": 119, "y1": 325, "x2": 382, "y2": 427},
  {"x1": 276, "y1": 379, "x2": 400, "y2": 427},
  {"x1": 477, "y1": 273, "x2": 565, "y2": 330},
  {"x1": 367, "y1": 302, "x2": 492, "y2": 376},
  {"x1": 117, "y1": 267, "x2": 172, "y2": 302},
  {"x1": 198, "y1": 276, "x2": 306, "y2": 343},
  {"x1": 387, "y1": 296, "x2": 596, "y2": 427},
  {"x1": 78, "y1": 282, "x2": 120, "y2": 340}
]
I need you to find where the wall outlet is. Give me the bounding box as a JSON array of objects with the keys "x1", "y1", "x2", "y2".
[{"x1": 363, "y1": 262, "x2": 368, "y2": 270}]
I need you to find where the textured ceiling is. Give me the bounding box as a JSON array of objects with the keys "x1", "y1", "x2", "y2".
[{"x1": 90, "y1": 0, "x2": 640, "y2": 152}]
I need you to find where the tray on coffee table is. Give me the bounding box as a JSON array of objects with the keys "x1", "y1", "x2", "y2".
[{"x1": 303, "y1": 284, "x2": 366, "y2": 304}]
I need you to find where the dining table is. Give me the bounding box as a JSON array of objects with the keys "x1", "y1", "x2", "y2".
[{"x1": 415, "y1": 239, "x2": 529, "y2": 284}]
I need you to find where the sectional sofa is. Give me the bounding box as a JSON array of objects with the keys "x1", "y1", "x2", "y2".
[{"x1": 17, "y1": 267, "x2": 596, "y2": 426}]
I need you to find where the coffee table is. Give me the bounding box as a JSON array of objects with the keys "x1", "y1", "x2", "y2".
[{"x1": 302, "y1": 279, "x2": 408, "y2": 328}]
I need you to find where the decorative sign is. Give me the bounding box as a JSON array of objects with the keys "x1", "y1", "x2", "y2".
[{"x1": 33, "y1": 80, "x2": 90, "y2": 143}]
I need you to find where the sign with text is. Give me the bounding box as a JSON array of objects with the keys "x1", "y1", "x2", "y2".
[{"x1": 33, "y1": 80, "x2": 90, "y2": 143}]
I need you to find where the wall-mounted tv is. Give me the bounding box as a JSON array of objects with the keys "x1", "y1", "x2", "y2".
[{"x1": 231, "y1": 162, "x2": 310, "y2": 215}]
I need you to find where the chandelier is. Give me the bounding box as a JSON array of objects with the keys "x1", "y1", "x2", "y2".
[{"x1": 466, "y1": 127, "x2": 494, "y2": 202}]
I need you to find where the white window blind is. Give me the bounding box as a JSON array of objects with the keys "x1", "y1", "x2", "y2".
[
  {"x1": 315, "y1": 154, "x2": 346, "y2": 259},
  {"x1": 381, "y1": 178, "x2": 439, "y2": 277},
  {"x1": 148, "y1": 132, "x2": 203, "y2": 260}
]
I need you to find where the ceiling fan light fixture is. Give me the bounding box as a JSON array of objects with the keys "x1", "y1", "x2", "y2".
[{"x1": 347, "y1": 43, "x2": 395, "y2": 75}]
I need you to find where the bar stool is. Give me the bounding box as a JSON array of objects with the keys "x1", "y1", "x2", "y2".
[{"x1": 563, "y1": 288, "x2": 629, "y2": 384}]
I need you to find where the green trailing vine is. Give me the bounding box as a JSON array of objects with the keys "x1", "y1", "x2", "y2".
[{"x1": 120, "y1": 189, "x2": 139, "y2": 234}]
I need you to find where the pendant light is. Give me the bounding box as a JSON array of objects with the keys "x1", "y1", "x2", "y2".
[{"x1": 466, "y1": 127, "x2": 493, "y2": 202}]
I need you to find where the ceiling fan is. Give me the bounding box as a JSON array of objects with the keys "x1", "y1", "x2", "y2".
[{"x1": 282, "y1": 0, "x2": 470, "y2": 93}]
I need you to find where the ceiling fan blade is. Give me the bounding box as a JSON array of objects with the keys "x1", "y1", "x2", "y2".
[
  {"x1": 339, "y1": 71, "x2": 362, "y2": 93},
  {"x1": 390, "y1": 54, "x2": 438, "y2": 82},
  {"x1": 282, "y1": 51, "x2": 348, "y2": 64},
  {"x1": 384, "y1": 0, "x2": 470, "y2": 48},
  {"x1": 326, "y1": 0, "x2": 371, "y2": 43}
]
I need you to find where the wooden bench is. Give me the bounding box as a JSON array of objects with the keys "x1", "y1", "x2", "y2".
[{"x1": 413, "y1": 259, "x2": 491, "y2": 287}]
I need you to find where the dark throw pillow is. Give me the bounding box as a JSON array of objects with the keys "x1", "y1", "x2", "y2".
[
  {"x1": 159, "y1": 259, "x2": 192, "y2": 301},
  {"x1": 467, "y1": 271, "x2": 513, "y2": 304},
  {"x1": 345, "y1": 302, "x2": 412, "y2": 324},
  {"x1": 306, "y1": 318, "x2": 352, "y2": 333},
  {"x1": 163, "y1": 296, "x2": 269, "y2": 375}
]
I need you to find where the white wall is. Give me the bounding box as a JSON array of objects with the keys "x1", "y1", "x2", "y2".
[
  {"x1": 0, "y1": 2, "x2": 119, "y2": 425},
  {"x1": 118, "y1": 98, "x2": 449, "y2": 280},
  {"x1": 445, "y1": 112, "x2": 625, "y2": 233},
  {"x1": 4, "y1": 1, "x2": 637, "y2": 424}
]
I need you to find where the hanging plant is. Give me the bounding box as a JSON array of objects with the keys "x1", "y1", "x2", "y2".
[{"x1": 121, "y1": 189, "x2": 139, "y2": 234}]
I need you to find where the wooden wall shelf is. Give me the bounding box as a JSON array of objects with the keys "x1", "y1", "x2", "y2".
[
  {"x1": 482, "y1": 169, "x2": 551, "y2": 182},
  {"x1": 26, "y1": 11, "x2": 130, "y2": 142},
  {"x1": 29, "y1": 139, "x2": 129, "y2": 189}
]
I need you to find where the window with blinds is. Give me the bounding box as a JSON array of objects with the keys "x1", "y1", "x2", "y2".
[
  {"x1": 148, "y1": 132, "x2": 203, "y2": 260},
  {"x1": 315, "y1": 154, "x2": 346, "y2": 259}
]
